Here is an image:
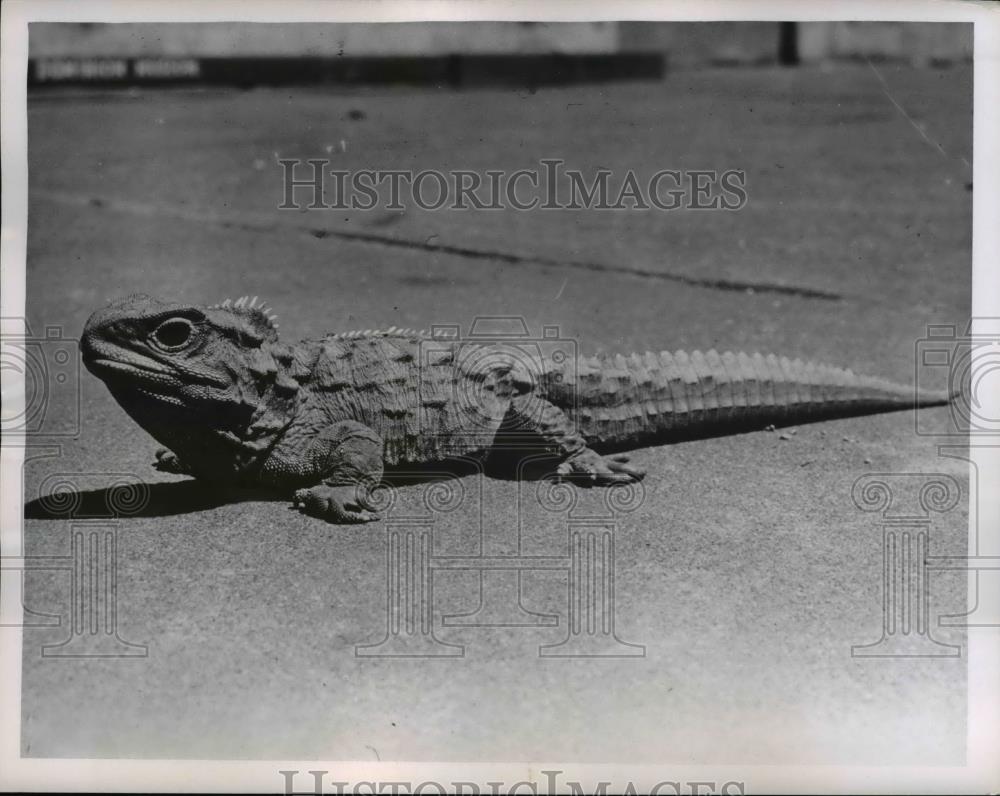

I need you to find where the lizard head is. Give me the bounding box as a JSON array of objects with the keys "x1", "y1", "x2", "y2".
[{"x1": 82, "y1": 294, "x2": 294, "y2": 443}]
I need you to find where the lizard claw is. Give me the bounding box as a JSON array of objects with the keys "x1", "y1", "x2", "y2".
[
  {"x1": 292, "y1": 485, "x2": 381, "y2": 524},
  {"x1": 153, "y1": 448, "x2": 190, "y2": 475},
  {"x1": 605, "y1": 453, "x2": 646, "y2": 479},
  {"x1": 556, "y1": 449, "x2": 646, "y2": 486}
]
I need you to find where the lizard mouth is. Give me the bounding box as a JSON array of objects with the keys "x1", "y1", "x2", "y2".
[
  {"x1": 83, "y1": 358, "x2": 187, "y2": 393},
  {"x1": 85, "y1": 357, "x2": 174, "y2": 378},
  {"x1": 84, "y1": 357, "x2": 228, "y2": 389}
]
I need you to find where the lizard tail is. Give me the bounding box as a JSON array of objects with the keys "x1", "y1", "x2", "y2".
[{"x1": 549, "y1": 350, "x2": 953, "y2": 447}]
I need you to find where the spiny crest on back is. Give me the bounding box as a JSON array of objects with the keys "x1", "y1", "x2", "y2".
[
  {"x1": 207, "y1": 295, "x2": 281, "y2": 344},
  {"x1": 326, "y1": 325, "x2": 457, "y2": 341}
]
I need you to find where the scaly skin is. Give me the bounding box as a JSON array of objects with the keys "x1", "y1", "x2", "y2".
[{"x1": 81, "y1": 295, "x2": 952, "y2": 523}]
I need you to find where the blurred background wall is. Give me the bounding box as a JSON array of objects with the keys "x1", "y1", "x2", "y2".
[
  {"x1": 30, "y1": 21, "x2": 972, "y2": 63},
  {"x1": 798, "y1": 21, "x2": 972, "y2": 64},
  {"x1": 618, "y1": 21, "x2": 971, "y2": 66},
  {"x1": 29, "y1": 22, "x2": 620, "y2": 57},
  {"x1": 28, "y1": 21, "x2": 972, "y2": 86}
]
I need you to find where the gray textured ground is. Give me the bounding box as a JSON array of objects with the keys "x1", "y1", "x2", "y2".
[{"x1": 21, "y1": 64, "x2": 972, "y2": 763}]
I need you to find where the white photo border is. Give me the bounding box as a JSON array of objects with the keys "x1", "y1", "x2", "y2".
[{"x1": 1, "y1": 1, "x2": 997, "y2": 792}]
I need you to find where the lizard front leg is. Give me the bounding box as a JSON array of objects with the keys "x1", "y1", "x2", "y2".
[
  {"x1": 284, "y1": 420, "x2": 385, "y2": 524},
  {"x1": 504, "y1": 395, "x2": 645, "y2": 485}
]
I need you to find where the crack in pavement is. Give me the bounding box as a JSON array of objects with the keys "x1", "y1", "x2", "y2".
[{"x1": 33, "y1": 189, "x2": 843, "y2": 302}]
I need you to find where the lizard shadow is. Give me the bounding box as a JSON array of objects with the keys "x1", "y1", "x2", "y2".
[
  {"x1": 24, "y1": 416, "x2": 840, "y2": 521},
  {"x1": 23, "y1": 462, "x2": 511, "y2": 522},
  {"x1": 22, "y1": 456, "x2": 562, "y2": 522},
  {"x1": 23, "y1": 479, "x2": 282, "y2": 521}
]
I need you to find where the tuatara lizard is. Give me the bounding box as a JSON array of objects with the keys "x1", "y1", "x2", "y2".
[{"x1": 81, "y1": 294, "x2": 953, "y2": 523}]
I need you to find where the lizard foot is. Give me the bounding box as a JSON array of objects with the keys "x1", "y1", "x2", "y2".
[
  {"x1": 292, "y1": 484, "x2": 381, "y2": 524},
  {"x1": 556, "y1": 450, "x2": 646, "y2": 485},
  {"x1": 153, "y1": 448, "x2": 191, "y2": 475}
]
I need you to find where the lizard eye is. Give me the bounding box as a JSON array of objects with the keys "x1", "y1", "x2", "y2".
[{"x1": 152, "y1": 318, "x2": 194, "y2": 350}]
